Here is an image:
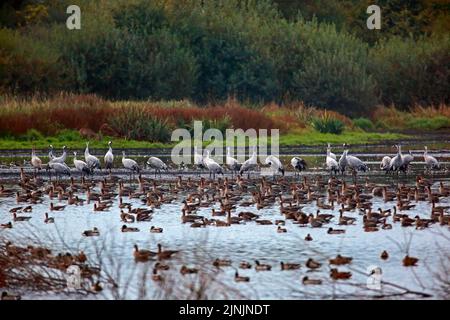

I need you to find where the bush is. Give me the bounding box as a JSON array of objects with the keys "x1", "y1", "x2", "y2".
[
  {"x1": 19, "y1": 129, "x2": 44, "y2": 141},
  {"x1": 406, "y1": 116, "x2": 450, "y2": 131},
  {"x1": 56, "y1": 129, "x2": 82, "y2": 142},
  {"x1": 369, "y1": 36, "x2": 450, "y2": 109},
  {"x1": 311, "y1": 113, "x2": 345, "y2": 134},
  {"x1": 353, "y1": 118, "x2": 374, "y2": 131}
]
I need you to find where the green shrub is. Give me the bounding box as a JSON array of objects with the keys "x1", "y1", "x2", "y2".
[
  {"x1": 353, "y1": 117, "x2": 374, "y2": 131},
  {"x1": 406, "y1": 116, "x2": 450, "y2": 130},
  {"x1": 56, "y1": 129, "x2": 82, "y2": 142},
  {"x1": 19, "y1": 129, "x2": 44, "y2": 141},
  {"x1": 369, "y1": 35, "x2": 450, "y2": 109},
  {"x1": 311, "y1": 116, "x2": 345, "y2": 134}
]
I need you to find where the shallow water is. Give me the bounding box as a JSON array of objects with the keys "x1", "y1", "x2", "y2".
[{"x1": 1, "y1": 170, "x2": 449, "y2": 300}]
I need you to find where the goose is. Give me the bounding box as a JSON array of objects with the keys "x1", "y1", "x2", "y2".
[
  {"x1": 423, "y1": 146, "x2": 440, "y2": 171},
  {"x1": 213, "y1": 258, "x2": 232, "y2": 267},
  {"x1": 239, "y1": 261, "x2": 252, "y2": 269},
  {"x1": 133, "y1": 244, "x2": 156, "y2": 262},
  {"x1": 31, "y1": 146, "x2": 42, "y2": 173},
  {"x1": 326, "y1": 149, "x2": 339, "y2": 175},
  {"x1": 73, "y1": 151, "x2": 92, "y2": 177},
  {"x1": 380, "y1": 156, "x2": 392, "y2": 173},
  {"x1": 84, "y1": 142, "x2": 101, "y2": 171},
  {"x1": 151, "y1": 268, "x2": 163, "y2": 282},
  {"x1": 235, "y1": 271, "x2": 250, "y2": 282},
  {"x1": 49, "y1": 146, "x2": 68, "y2": 164},
  {"x1": 239, "y1": 147, "x2": 258, "y2": 178},
  {"x1": 254, "y1": 260, "x2": 271, "y2": 271},
  {"x1": 291, "y1": 157, "x2": 307, "y2": 176},
  {"x1": 157, "y1": 243, "x2": 179, "y2": 260},
  {"x1": 226, "y1": 147, "x2": 241, "y2": 175},
  {"x1": 327, "y1": 143, "x2": 336, "y2": 160},
  {"x1": 265, "y1": 155, "x2": 284, "y2": 176},
  {"x1": 44, "y1": 212, "x2": 54, "y2": 224},
  {"x1": 327, "y1": 227, "x2": 345, "y2": 235},
  {"x1": 304, "y1": 234, "x2": 313, "y2": 241},
  {"x1": 13, "y1": 212, "x2": 31, "y2": 222},
  {"x1": 180, "y1": 265, "x2": 198, "y2": 275},
  {"x1": 104, "y1": 141, "x2": 114, "y2": 173},
  {"x1": 154, "y1": 262, "x2": 170, "y2": 271},
  {"x1": 277, "y1": 225, "x2": 287, "y2": 233},
  {"x1": 0, "y1": 222, "x2": 12, "y2": 229},
  {"x1": 147, "y1": 156, "x2": 168, "y2": 178},
  {"x1": 150, "y1": 226, "x2": 163, "y2": 233},
  {"x1": 302, "y1": 276, "x2": 322, "y2": 285},
  {"x1": 122, "y1": 151, "x2": 140, "y2": 180},
  {"x1": 50, "y1": 202, "x2": 66, "y2": 211},
  {"x1": 203, "y1": 150, "x2": 223, "y2": 179}
]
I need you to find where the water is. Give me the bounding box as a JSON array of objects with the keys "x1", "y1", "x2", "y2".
[{"x1": 1, "y1": 145, "x2": 449, "y2": 300}]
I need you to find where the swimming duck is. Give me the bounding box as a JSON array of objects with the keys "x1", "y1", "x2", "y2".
[
  {"x1": 154, "y1": 262, "x2": 170, "y2": 271},
  {"x1": 213, "y1": 258, "x2": 232, "y2": 267},
  {"x1": 277, "y1": 226, "x2": 287, "y2": 233},
  {"x1": 50, "y1": 202, "x2": 66, "y2": 211},
  {"x1": 327, "y1": 227, "x2": 345, "y2": 235},
  {"x1": 1, "y1": 291, "x2": 21, "y2": 300},
  {"x1": 302, "y1": 276, "x2": 322, "y2": 285},
  {"x1": 239, "y1": 261, "x2": 252, "y2": 269},
  {"x1": 304, "y1": 234, "x2": 313, "y2": 241},
  {"x1": 180, "y1": 265, "x2": 198, "y2": 275},
  {"x1": 44, "y1": 212, "x2": 55, "y2": 224},
  {"x1": 91, "y1": 281, "x2": 103, "y2": 293},
  {"x1": 150, "y1": 226, "x2": 163, "y2": 233},
  {"x1": 330, "y1": 268, "x2": 352, "y2": 280},
  {"x1": 402, "y1": 255, "x2": 419, "y2": 267},
  {"x1": 152, "y1": 268, "x2": 163, "y2": 281},
  {"x1": 306, "y1": 258, "x2": 322, "y2": 269},
  {"x1": 82, "y1": 227, "x2": 100, "y2": 237},
  {"x1": 329, "y1": 254, "x2": 352, "y2": 265},
  {"x1": 280, "y1": 262, "x2": 301, "y2": 270},
  {"x1": 380, "y1": 250, "x2": 389, "y2": 260},
  {"x1": 255, "y1": 219, "x2": 273, "y2": 225},
  {"x1": 13, "y1": 212, "x2": 31, "y2": 222},
  {"x1": 121, "y1": 225, "x2": 139, "y2": 232},
  {"x1": 255, "y1": 260, "x2": 271, "y2": 271},
  {"x1": 308, "y1": 214, "x2": 323, "y2": 228},
  {"x1": 234, "y1": 271, "x2": 250, "y2": 282}
]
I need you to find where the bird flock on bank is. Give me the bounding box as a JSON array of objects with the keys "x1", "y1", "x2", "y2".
[
  {"x1": 1, "y1": 140, "x2": 448, "y2": 297},
  {"x1": 28, "y1": 142, "x2": 443, "y2": 181}
]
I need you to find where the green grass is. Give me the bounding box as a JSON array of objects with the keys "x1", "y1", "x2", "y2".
[
  {"x1": 0, "y1": 129, "x2": 408, "y2": 149},
  {"x1": 279, "y1": 130, "x2": 408, "y2": 146}
]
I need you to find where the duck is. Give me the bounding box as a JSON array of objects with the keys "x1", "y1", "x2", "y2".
[
  {"x1": 380, "y1": 250, "x2": 389, "y2": 260},
  {"x1": 255, "y1": 260, "x2": 271, "y2": 271},
  {"x1": 304, "y1": 234, "x2": 313, "y2": 241},
  {"x1": 180, "y1": 265, "x2": 198, "y2": 275},
  {"x1": 329, "y1": 254, "x2": 352, "y2": 265},
  {"x1": 152, "y1": 268, "x2": 163, "y2": 282},
  {"x1": 302, "y1": 276, "x2": 322, "y2": 285},
  {"x1": 213, "y1": 258, "x2": 232, "y2": 267},
  {"x1": 235, "y1": 271, "x2": 250, "y2": 282},
  {"x1": 308, "y1": 214, "x2": 323, "y2": 228},
  {"x1": 327, "y1": 227, "x2": 345, "y2": 235},
  {"x1": 120, "y1": 210, "x2": 135, "y2": 223},
  {"x1": 91, "y1": 281, "x2": 103, "y2": 293},
  {"x1": 402, "y1": 255, "x2": 419, "y2": 267},
  {"x1": 280, "y1": 262, "x2": 301, "y2": 270},
  {"x1": 364, "y1": 226, "x2": 379, "y2": 232},
  {"x1": 239, "y1": 261, "x2": 252, "y2": 269},
  {"x1": 330, "y1": 268, "x2": 352, "y2": 280},
  {"x1": 277, "y1": 226, "x2": 287, "y2": 233},
  {"x1": 121, "y1": 225, "x2": 139, "y2": 232},
  {"x1": 133, "y1": 244, "x2": 156, "y2": 262},
  {"x1": 82, "y1": 227, "x2": 100, "y2": 237},
  {"x1": 255, "y1": 219, "x2": 273, "y2": 225},
  {"x1": 306, "y1": 258, "x2": 322, "y2": 269},
  {"x1": 1, "y1": 291, "x2": 21, "y2": 300},
  {"x1": 154, "y1": 262, "x2": 170, "y2": 271},
  {"x1": 44, "y1": 212, "x2": 55, "y2": 224},
  {"x1": 150, "y1": 226, "x2": 163, "y2": 233}
]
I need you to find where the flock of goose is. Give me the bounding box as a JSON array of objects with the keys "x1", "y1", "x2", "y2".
[
  {"x1": 29, "y1": 142, "x2": 443, "y2": 180},
  {"x1": 0, "y1": 141, "x2": 448, "y2": 298}
]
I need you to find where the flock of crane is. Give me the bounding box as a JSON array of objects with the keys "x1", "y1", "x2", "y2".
[{"x1": 29, "y1": 141, "x2": 442, "y2": 180}]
